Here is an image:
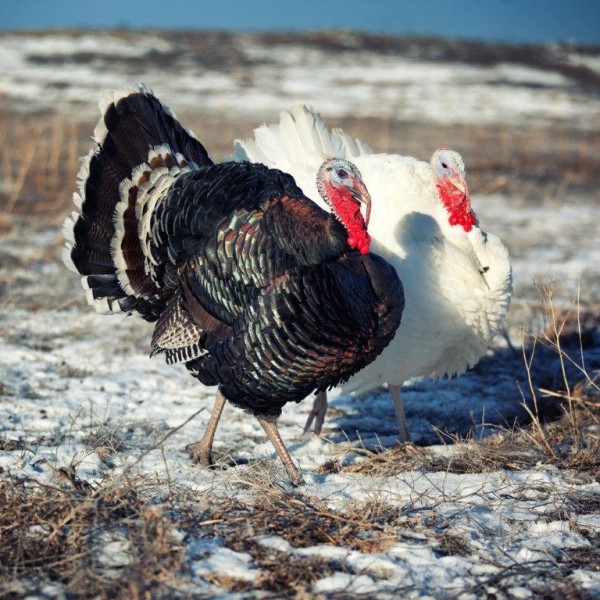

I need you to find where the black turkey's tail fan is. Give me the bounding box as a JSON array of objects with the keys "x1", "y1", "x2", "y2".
[{"x1": 62, "y1": 83, "x2": 213, "y2": 321}]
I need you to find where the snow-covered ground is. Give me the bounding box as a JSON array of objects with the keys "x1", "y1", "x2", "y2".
[
  {"x1": 1, "y1": 203, "x2": 599, "y2": 598},
  {"x1": 1, "y1": 30, "x2": 599, "y2": 128},
  {"x1": 1, "y1": 30, "x2": 599, "y2": 599}
]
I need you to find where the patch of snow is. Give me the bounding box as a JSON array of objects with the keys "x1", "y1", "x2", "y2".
[
  {"x1": 95, "y1": 536, "x2": 134, "y2": 570},
  {"x1": 190, "y1": 546, "x2": 259, "y2": 583},
  {"x1": 0, "y1": 32, "x2": 598, "y2": 127},
  {"x1": 474, "y1": 195, "x2": 600, "y2": 305},
  {"x1": 255, "y1": 535, "x2": 292, "y2": 553},
  {"x1": 576, "y1": 515, "x2": 600, "y2": 530},
  {"x1": 5, "y1": 33, "x2": 173, "y2": 58},
  {"x1": 313, "y1": 573, "x2": 379, "y2": 595},
  {"x1": 565, "y1": 52, "x2": 600, "y2": 75}
]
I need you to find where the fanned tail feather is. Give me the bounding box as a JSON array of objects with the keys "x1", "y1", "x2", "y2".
[
  {"x1": 63, "y1": 83, "x2": 213, "y2": 320},
  {"x1": 332, "y1": 127, "x2": 372, "y2": 158},
  {"x1": 232, "y1": 105, "x2": 373, "y2": 168}
]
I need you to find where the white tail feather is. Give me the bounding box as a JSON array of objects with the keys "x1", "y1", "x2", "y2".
[
  {"x1": 332, "y1": 127, "x2": 373, "y2": 157},
  {"x1": 232, "y1": 105, "x2": 373, "y2": 169},
  {"x1": 82, "y1": 281, "x2": 123, "y2": 315},
  {"x1": 61, "y1": 213, "x2": 79, "y2": 273},
  {"x1": 64, "y1": 83, "x2": 206, "y2": 319}
]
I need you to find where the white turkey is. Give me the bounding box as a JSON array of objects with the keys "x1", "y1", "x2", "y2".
[
  {"x1": 62, "y1": 85, "x2": 404, "y2": 485},
  {"x1": 232, "y1": 106, "x2": 512, "y2": 441}
]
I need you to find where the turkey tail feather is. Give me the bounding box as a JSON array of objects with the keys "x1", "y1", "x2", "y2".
[
  {"x1": 232, "y1": 105, "x2": 374, "y2": 167},
  {"x1": 63, "y1": 83, "x2": 212, "y2": 320}
]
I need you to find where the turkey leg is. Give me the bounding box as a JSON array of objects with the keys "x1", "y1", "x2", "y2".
[
  {"x1": 303, "y1": 390, "x2": 328, "y2": 435},
  {"x1": 390, "y1": 384, "x2": 411, "y2": 443},
  {"x1": 257, "y1": 416, "x2": 305, "y2": 486},
  {"x1": 186, "y1": 389, "x2": 227, "y2": 466}
]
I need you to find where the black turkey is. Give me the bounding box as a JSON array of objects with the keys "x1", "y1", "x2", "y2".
[{"x1": 63, "y1": 84, "x2": 404, "y2": 484}]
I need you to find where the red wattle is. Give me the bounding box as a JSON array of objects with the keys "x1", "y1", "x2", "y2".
[
  {"x1": 436, "y1": 182, "x2": 477, "y2": 233},
  {"x1": 325, "y1": 182, "x2": 371, "y2": 253}
]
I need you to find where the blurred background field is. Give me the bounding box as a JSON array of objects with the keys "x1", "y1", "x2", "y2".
[{"x1": 1, "y1": 28, "x2": 599, "y2": 303}]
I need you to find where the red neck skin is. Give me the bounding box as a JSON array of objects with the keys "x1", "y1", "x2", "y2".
[
  {"x1": 436, "y1": 181, "x2": 477, "y2": 232},
  {"x1": 325, "y1": 182, "x2": 371, "y2": 254}
]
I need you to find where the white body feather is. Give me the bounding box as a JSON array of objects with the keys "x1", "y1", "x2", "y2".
[{"x1": 232, "y1": 107, "x2": 512, "y2": 394}]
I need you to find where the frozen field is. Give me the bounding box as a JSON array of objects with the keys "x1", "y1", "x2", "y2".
[
  {"x1": 0, "y1": 30, "x2": 599, "y2": 599},
  {"x1": 1, "y1": 29, "x2": 599, "y2": 127}
]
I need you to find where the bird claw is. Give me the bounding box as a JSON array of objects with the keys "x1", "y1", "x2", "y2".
[
  {"x1": 303, "y1": 391, "x2": 327, "y2": 435},
  {"x1": 186, "y1": 440, "x2": 213, "y2": 468},
  {"x1": 302, "y1": 411, "x2": 319, "y2": 436},
  {"x1": 392, "y1": 440, "x2": 418, "y2": 455},
  {"x1": 288, "y1": 471, "x2": 306, "y2": 487}
]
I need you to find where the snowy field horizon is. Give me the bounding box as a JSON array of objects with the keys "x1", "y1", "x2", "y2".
[
  {"x1": 0, "y1": 29, "x2": 599, "y2": 599},
  {"x1": 1, "y1": 29, "x2": 600, "y2": 125}
]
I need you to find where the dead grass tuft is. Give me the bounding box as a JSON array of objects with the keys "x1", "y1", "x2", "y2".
[
  {"x1": 246, "y1": 486, "x2": 400, "y2": 552},
  {"x1": 0, "y1": 112, "x2": 83, "y2": 219},
  {"x1": 325, "y1": 401, "x2": 600, "y2": 479},
  {"x1": 243, "y1": 493, "x2": 343, "y2": 547},
  {"x1": 0, "y1": 474, "x2": 186, "y2": 599},
  {"x1": 168, "y1": 483, "x2": 401, "y2": 594}
]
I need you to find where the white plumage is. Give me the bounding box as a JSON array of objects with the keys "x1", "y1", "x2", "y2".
[{"x1": 232, "y1": 106, "x2": 512, "y2": 441}]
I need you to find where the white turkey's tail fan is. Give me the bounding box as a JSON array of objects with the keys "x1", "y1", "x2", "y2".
[
  {"x1": 231, "y1": 106, "x2": 374, "y2": 171},
  {"x1": 62, "y1": 83, "x2": 213, "y2": 321}
]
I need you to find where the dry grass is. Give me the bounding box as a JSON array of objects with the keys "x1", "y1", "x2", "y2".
[
  {"x1": 326, "y1": 402, "x2": 600, "y2": 479},
  {"x1": 174, "y1": 485, "x2": 404, "y2": 596},
  {"x1": 3, "y1": 438, "x2": 599, "y2": 599},
  {"x1": 0, "y1": 109, "x2": 255, "y2": 236},
  {"x1": 0, "y1": 471, "x2": 423, "y2": 597},
  {"x1": 0, "y1": 113, "x2": 82, "y2": 219},
  {"x1": 0, "y1": 473, "x2": 187, "y2": 599},
  {"x1": 1, "y1": 106, "x2": 598, "y2": 237}
]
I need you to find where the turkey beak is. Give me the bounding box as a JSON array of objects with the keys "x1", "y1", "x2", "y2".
[
  {"x1": 351, "y1": 182, "x2": 372, "y2": 226},
  {"x1": 447, "y1": 176, "x2": 467, "y2": 197}
]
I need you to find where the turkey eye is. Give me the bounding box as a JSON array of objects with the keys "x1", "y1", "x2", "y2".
[
  {"x1": 336, "y1": 168, "x2": 348, "y2": 179},
  {"x1": 441, "y1": 162, "x2": 448, "y2": 169}
]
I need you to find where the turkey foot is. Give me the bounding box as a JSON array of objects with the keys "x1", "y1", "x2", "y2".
[
  {"x1": 258, "y1": 417, "x2": 305, "y2": 486},
  {"x1": 303, "y1": 390, "x2": 328, "y2": 435},
  {"x1": 186, "y1": 390, "x2": 226, "y2": 467},
  {"x1": 186, "y1": 439, "x2": 213, "y2": 467}
]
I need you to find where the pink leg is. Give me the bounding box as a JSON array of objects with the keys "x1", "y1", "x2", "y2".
[
  {"x1": 390, "y1": 384, "x2": 411, "y2": 443},
  {"x1": 187, "y1": 390, "x2": 227, "y2": 467},
  {"x1": 258, "y1": 416, "x2": 305, "y2": 486},
  {"x1": 303, "y1": 390, "x2": 328, "y2": 435}
]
